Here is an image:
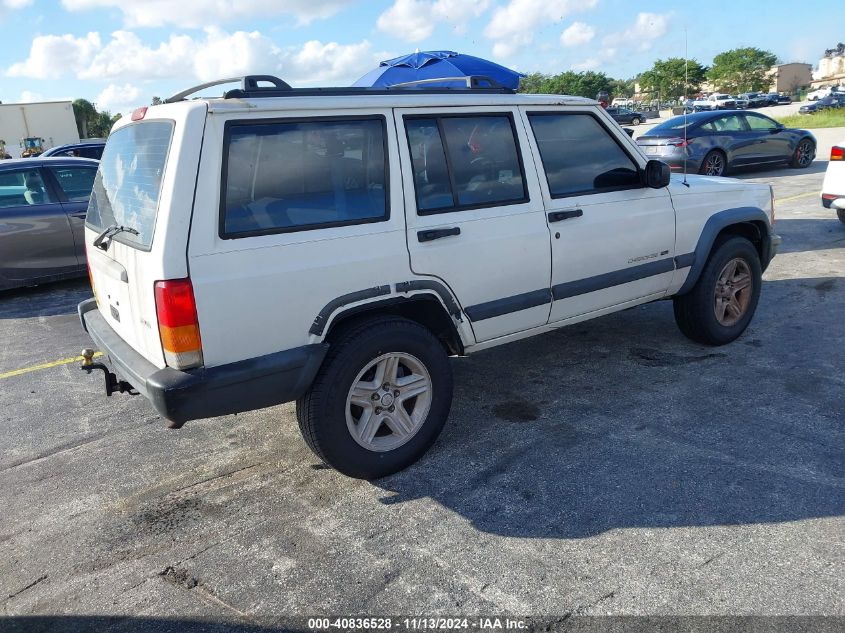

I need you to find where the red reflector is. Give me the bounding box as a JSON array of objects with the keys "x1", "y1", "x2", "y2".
[
  {"x1": 131, "y1": 106, "x2": 148, "y2": 121},
  {"x1": 154, "y1": 279, "x2": 200, "y2": 328},
  {"x1": 831, "y1": 146, "x2": 844, "y2": 161}
]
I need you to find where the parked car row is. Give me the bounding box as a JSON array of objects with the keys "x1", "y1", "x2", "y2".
[{"x1": 684, "y1": 92, "x2": 790, "y2": 113}]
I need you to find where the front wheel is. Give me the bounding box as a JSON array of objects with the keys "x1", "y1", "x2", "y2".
[
  {"x1": 790, "y1": 138, "x2": 815, "y2": 168},
  {"x1": 296, "y1": 316, "x2": 453, "y2": 479},
  {"x1": 673, "y1": 236, "x2": 762, "y2": 346}
]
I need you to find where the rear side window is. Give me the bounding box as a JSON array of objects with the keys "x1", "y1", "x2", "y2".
[
  {"x1": 48, "y1": 165, "x2": 97, "y2": 202},
  {"x1": 405, "y1": 114, "x2": 527, "y2": 214},
  {"x1": 86, "y1": 121, "x2": 173, "y2": 249},
  {"x1": 528, "y1": 113, "x2": 641, "y2": 197},
  {"x1": 221, "y1": 117, "x2": 388, "y2": 237},
  {"x1": 0, "y1": 169, "x2": 56, "y2": 207}
]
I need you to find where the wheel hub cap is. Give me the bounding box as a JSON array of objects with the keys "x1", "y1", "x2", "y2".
[
  {"x1": 345, "y1": 352, "x2": 432, "y2": 452},
  {"x1": 714, "y1": 257, "x2": 753, "y2": 327}
]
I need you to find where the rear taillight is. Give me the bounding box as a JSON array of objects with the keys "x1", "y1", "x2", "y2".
[
  {"x1": 831, "y1": 146, "x2": 844, "y2": 161},
  {"x1": 666, "y1": 137, "x2": 691, "y2": 148},
  {"x1": 154, "y1": 278, "x2": 203, "y2": 370}
]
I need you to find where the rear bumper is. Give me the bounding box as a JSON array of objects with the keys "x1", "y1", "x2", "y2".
[
  {"x1": 78, "y1": 298, "x2": 328, "y2": 426},
  {"x1": 821, "y1": 194, "x2": 845, "y2": 209}
]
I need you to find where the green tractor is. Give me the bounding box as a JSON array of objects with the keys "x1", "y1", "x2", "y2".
[
  {"x1": 0, "y1": 140, "x2": 12, "y2": 160},
  {"x1": 20, "y1": 137, "x2": 45, "y2": 158}
]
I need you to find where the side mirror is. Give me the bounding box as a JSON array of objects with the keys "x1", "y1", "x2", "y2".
[
  {"x1": 622, "y1": 127, "x2": 635, "y2": 137},
  {"x1": 644, "y1": 159, "x2": 671, "y2": 188}
]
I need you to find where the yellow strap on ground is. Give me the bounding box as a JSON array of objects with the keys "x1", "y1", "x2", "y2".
[{"x1": 0, "y1": 352, "x2": 103, "y2": 380}]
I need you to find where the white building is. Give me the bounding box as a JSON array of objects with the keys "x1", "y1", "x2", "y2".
[
  {"x1": 0, "y1": 100, "x2": 80, "y2": 158},
  {"x1": 811, "y1": 43, "x2": 845, "y2": 88}
]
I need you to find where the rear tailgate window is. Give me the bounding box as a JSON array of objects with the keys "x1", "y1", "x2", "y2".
[{"x1": 87, "y1": 121, "x2": 173, "y2": 249}]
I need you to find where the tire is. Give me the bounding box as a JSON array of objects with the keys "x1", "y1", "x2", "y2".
[
  {"x1": 790, "y1": 138, "x2": 815, "y2": 168},
  {"x1": 837, "y1": 208, "x2": 845, "y2": 224},
  {"x1": 699, "y1": 150, "x2": 728, "y2": 177},
  {"x1": 673, "y1": 236, "x2": 762, "y2": 346},
  {"x1": 631, "y1": 117, "x2": 641, "y2": 125},
  {"x1": 296, "y1": 316, "x2": 453, "y2": 479}
]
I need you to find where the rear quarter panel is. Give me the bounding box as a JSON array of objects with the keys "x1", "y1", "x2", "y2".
[{"x1": 187, "y1": 106, "x2": 412, "y2": 368}]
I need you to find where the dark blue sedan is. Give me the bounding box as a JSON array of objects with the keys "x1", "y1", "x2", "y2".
[
  {"x1": 0, "y1": 157, "x2": 98, "y2": 290},
  {"x1": 636, "y1": 110, "x2": 816, "y2": 176}
]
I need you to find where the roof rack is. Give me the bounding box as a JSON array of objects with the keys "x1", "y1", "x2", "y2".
[{"x1": 164, "y1": 74, "x2": 515, "y2": 103}]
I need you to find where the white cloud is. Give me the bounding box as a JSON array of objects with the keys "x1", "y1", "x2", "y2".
[
  {"x1": 485, "y1": 0, "x2": 598, "y2": 59},
  {"x1": 60, "y1": 0, "x2": 352, "y2": 28},
  {"x1": 95, "y1": 83, "x2": 141, "y2": 114},
  {"x1": 4, "y1": 0, "x2": 33, "y2": 9},
  {"x1": 560, "y1": 21, "x2": 595, "y2": 47},
  {"x1": 611, "y1": 12, "x2": 670, "y2": 52},
  {"x1": 18, "y1": 90, "x2": 43, "y2": 102},
  {"x1": 6, "y1": 29, "x2": 380, "y2": 86},
  {"x1": 7, "y1": 32, "x2": 101, "y2": 79},
  {"x1": 376, "y1": 0, "x2": 491, "y2": 43}
]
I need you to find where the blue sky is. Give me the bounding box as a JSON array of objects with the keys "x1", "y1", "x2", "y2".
[{"x1": 1, "y1": 0, "x2": 842, "y2": 114}]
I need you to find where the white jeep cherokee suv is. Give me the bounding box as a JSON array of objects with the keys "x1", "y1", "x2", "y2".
[{"x1": 78, "y1": 76, "x2": 780, "y2": 478}]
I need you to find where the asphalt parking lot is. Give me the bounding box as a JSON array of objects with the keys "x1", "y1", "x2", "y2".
[{"x1": 1, "y1": 133, "x2": 843, "y2": 629}]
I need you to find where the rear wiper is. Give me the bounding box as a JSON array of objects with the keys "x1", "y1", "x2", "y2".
[{"x1": 93, "y1": 225, "x2": 139, "y2": 251}]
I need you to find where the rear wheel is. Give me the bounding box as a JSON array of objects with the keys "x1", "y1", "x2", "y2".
[
  {"x1": 837, "y1": 208, "x2": 845, "y2": 224},
  {"x1": 673, "y1": 236, "x2": 762, "y2": 346},
  {"x1": 631, "y1": 117, "x2": 641, "y2": 125},
  {"x1": 296, "y1": 316, "x2": 453, "y2": 479},
  {"x1": 699, "y1": 150, "x2": 727, "y2": 177},
  {"x1": 790, "y1": 138, "x2": 815, "y2": 168}
]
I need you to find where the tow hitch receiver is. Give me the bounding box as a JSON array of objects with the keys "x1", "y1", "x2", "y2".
[{"x1": 80, "y1": 348, "x2": 137, "y2": 396}]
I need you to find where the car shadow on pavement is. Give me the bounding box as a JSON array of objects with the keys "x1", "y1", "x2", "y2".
[
  {"x1": 770, "y1": 218, "x2": 845, "y2": 253},
  {"x1": 0, "y1": 279, "x2": 91, "y2": 319},
  {"x1": 0, "y1": 617, "x2": 303, "y2": 633},
  {"x1": 731, "y1": 161, "x2": 828, "y2": 180},
  {"x1": 375, "y1": 276, "x2": 845, "y2": 539}
]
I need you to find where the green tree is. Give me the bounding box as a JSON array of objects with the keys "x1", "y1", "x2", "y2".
[
  {"x1": 608, "y1": 77, "x2": 637, "y2": 99},
  {"x1": 519, "y1": 70, "x2": 612, "y2": 99},
  {"x1": 639, "y1": 58, "x2": 707, "y2": 100},
  {"x1": 707, "y1": 47, "x2": 778, "y2": 93},
  {"x1": 72, "y1": 98, "x2": 97, "y2": 138}
]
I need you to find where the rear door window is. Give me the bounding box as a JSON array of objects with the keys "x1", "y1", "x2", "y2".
[
  {"x1": 221, "y1": 117, "x2": 388, "y2": 237},
  {"x1": 528, "y1": 112, "x2": 641, "y2": 197},
  {"x1": 405, "y1": 114, "x2": 527, "y2": 214},
  {"x1": 0, "y1": 168, "x2": 56, "y2": 207},
  {"x1": 86, "y1": 121, "x2": 173, "y2": 249},
  {"x1": 47, "y1": 165, "x2": 98, "y2": 202}
]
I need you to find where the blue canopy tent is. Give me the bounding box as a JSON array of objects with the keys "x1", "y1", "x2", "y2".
[{"x1": 353, "y1": 50, "x2": 523, "y2": 90}]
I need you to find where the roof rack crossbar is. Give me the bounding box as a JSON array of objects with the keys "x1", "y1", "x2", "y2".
[{"x1": 165, "y1": 75, "x2": 292, "y2": 103}]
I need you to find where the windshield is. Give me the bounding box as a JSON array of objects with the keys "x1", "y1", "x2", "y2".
[{"x1": 86, "y1": 121, "x2": 173, "y2": 249}]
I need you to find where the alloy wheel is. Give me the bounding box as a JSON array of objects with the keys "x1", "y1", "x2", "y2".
[
  {"x1": 345, "y1": 352, "x2": 432, "y2": 452},
  {"x1": 704, "y1": 153, "x2": 725, "y2": 176},
  {"x1": 796, "y1": 140, "x2": 814, "y2": 167},
  {"x1": 714, "y1": 258, "x2": 753, "y2": 326}
]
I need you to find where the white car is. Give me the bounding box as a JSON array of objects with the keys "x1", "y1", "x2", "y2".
[
  {"x1": 78, "y1": 75, "x2": 780, "y2": 478},
  {"x1": 807, "y1": 86, "x2": 844, "y2": 101},
  {"x1": 821, "y1": 141, "x2": 845, "y2": 223},
  {"x1": 692, "y1": 93, "x2": 736, "y2": 111}
]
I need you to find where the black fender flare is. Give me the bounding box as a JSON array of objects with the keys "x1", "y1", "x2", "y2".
[{"x1": 677, "y1": 206, "x2": 771, "y2": 295}]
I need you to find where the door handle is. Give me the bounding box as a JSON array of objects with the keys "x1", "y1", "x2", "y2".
[
  {"x1": 417, "y1": 227, "x2": 461, "y2": 242},
  {"x1": 548, "y1": 209, "x2": 583, "y2": 222},
  {"x1": 70, "y1": 212, "x2": 87, "y2": 219}
]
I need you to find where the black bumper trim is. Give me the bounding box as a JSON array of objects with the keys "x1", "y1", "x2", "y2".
[{"x1": 81, "y1": 306, "x2": 328, "y2": 426}]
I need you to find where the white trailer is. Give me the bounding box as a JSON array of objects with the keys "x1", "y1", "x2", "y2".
[{"x1": 0, "y1": 100, "x2": 80, "y2": 158}]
